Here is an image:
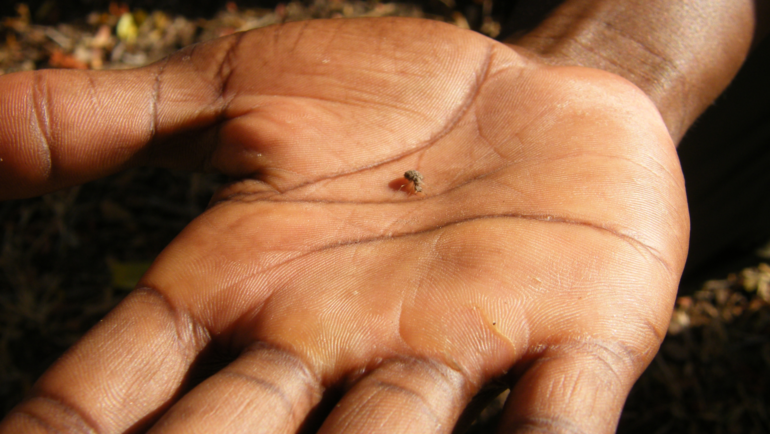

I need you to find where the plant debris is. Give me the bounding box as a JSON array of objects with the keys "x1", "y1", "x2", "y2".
[
  {"x1": 404, "y1": 169, "x2": 425, "y2": 193},
  {"x1": 619, "y1": 264, "x2": 770, "y2": 433},
  {"x1": 1, "y1": 1, "x2": 500, "y2": 74}
]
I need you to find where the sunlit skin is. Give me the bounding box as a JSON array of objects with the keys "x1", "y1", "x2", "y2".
[{"x1": 0, "y1": 18, "x2": 690, "y2": 433}]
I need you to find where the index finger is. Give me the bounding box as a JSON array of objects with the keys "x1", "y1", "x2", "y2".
[{"x1": 0, "y1": 288, "x2": 211, "y2": 433}]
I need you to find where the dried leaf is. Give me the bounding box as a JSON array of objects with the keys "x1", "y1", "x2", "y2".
[{"x1": 107, "y1": 259, "x2": 152, "y2": 289}]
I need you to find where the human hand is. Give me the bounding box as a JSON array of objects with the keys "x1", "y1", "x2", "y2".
[{"x1": 0, "y1": 18, "x2": 688, "y2": 433}]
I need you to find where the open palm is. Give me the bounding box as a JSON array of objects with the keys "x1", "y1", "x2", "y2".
[{"x1": 0, "y1": 18, "x2": 688, "y2": 433}]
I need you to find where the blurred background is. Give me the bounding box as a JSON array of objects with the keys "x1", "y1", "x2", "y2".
[{"x1": 1, "y1": 1, "x2": 769, "y2": 432}]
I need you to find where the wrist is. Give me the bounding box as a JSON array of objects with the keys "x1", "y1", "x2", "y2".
[{"x1": 504, "y1": 0, "x2": 759, "y2": 144}]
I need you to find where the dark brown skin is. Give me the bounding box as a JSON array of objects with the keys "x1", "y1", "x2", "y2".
[
  {"x1": 507, "y1": 0, "x2": 767, "y2": 144},
  {"x1": 0, "y1": 1, "x2": 763, "y2": 432}
]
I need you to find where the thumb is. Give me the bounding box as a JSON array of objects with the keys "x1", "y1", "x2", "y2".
[{"x1": 0, "y1": 34, "x2": 240, "y2": 200}]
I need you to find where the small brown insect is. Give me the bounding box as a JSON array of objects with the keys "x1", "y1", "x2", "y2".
[{"x1": 404, "y1": 170, "x2": 425, "y2": 193}]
